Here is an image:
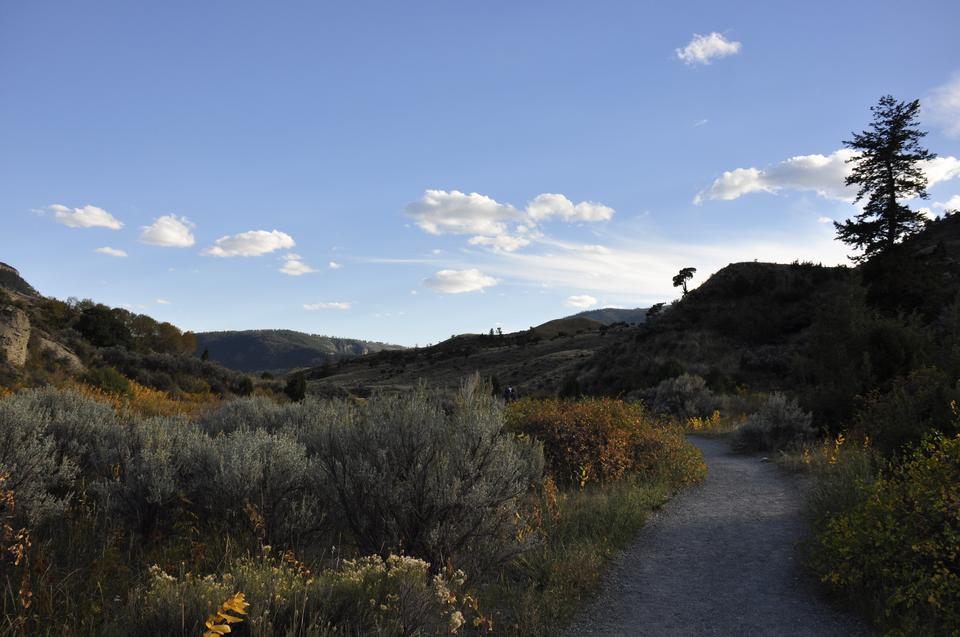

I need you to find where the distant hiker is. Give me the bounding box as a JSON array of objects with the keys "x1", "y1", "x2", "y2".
[{"x1": 503, "y1": 386, "x2": 519, "y2": 402}]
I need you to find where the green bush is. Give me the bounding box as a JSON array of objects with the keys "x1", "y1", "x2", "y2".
[
  {"x1": 854, "y1": 367, "x2": 959, "y2": 454},
  {"x1": 84, "y1": 365, "x2": 132, "y2": 396},
  {"x1": 732, "y1": 392, "x2": 816, "y2": 452},
  {"x1": 807, "y1": 433, "x2": 960, "y2": 636}
]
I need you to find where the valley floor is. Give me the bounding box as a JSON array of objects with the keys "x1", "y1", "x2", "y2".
[{"x1": 564, "y1": 437, "x2": 873, "y2": 637}]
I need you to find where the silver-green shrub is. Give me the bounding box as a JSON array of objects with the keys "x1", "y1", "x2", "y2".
[
  {"x1": 733, "y1": 392, "x2": 816, "y2": 452},
  {"x1": 0, "y1": 389, "x2": 78, "y2": 526},
  {"x1": 208, "y1": 428, "x2": 326, "y2": 548},
  {"x1": 650, "y1": 373, "x2": 718, "y2": 420},
  {"x1": 314, "y1": 376, "x2": 543, "y2": 576}
]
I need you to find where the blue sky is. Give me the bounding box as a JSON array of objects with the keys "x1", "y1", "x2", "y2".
[{"x1": 2, "y1": 0, "x2": 959, "y2": 346}]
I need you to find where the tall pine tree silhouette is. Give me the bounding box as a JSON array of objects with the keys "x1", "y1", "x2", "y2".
[{"x1": 835, "y1": 96, "x2": 935, "y2": 261}]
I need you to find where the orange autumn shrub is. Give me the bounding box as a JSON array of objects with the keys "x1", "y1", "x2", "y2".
[
  {"x1": 64, "y1": 379, "x2": 219, "y2": 418},
  {"x1": 506, "y1": 398, "x2": 705, "y2": 488}
]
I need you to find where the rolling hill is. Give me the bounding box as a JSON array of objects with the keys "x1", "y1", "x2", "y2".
[
  {"x1": 195, "y1": 329, "x2": 404, "y2": 373},
  {"x1": 567, "y1": 307, "x2": 649, "y2": 325}
]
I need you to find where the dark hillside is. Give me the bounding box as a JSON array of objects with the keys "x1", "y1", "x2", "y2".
[
  {"x1": 306, "y1": 316, "x2": 633, "y2": 397},
  {"x1": 576, "y1": 261, "x2": 853, "y2": 397},
  {"x1": 195, "y1": 329, "x2": 403, "y2": 372}
]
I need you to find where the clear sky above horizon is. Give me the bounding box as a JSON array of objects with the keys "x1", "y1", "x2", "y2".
[{"x1": 2, "y1": 0, "x2": 959, "y2": 346}]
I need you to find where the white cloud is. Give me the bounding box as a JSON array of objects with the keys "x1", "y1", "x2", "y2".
[
  {"x1": 697, "y1": 150, "x2": 960, "y2": 203},
  {"x1": 817, "y1": 216, "x2": 834, "y2": 224},
  {"x1": 155, "y1": 298, "x2": 171, "y2": 305},
  {"x1": 140, "y1": 214, "x2": 195, "y2": 247},
  {"x1": 279, "y1": 253, "x2": 317, "y2": 276},
  {"x1": 565, "y1": 294, "x2": 598, "y2": 309},
  {"x1": 926, "y1": 74, "x2": 960, "y2": 138},
  {"x1": 581, "y1": 244, "x2": 612, "y2": 254},
  {"x1": 203, "y1": 230, "x2": 295, "y2": 257},
  {"x1": 49, "y1": 204, "x2": 123, "y2": 229},
  {"x1": 693, "y1": 118, "x2": 709, "y2": 127},
  {"x1": 676, "y1": 32, "x2": 742, "y2": 66},
  {"x1": 405, "y1": 190, "x2": 614, "y2": 252},
  {"x1": 304, "y1": 302, "x2": 351, "y2": 310},
  {"x1": 406, "y1": 190, "x2": 519, "y2": 236},
  {"x1": 328, "y1": 261, "x2": 343, "y2": 269},
  {"x1": 525, "y1": 193, "x2": 615, "y2": 222},
  {"x1": 934, "y1": 195, "x2": 960, "y2": 212},
  {"x1": 95, "y1": 246, "x2": 127, "y2": 257},
  {"x1": 468, "y1": 234, "x2": 531, "y2": 252},
  {"x1": 423, "y1": 268, "x2": 497, "y2": 294}
]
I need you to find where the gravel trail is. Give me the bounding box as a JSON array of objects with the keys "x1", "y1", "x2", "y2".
[{"x1": 564, "y1": 436, "x2": 873, "y2": 637}]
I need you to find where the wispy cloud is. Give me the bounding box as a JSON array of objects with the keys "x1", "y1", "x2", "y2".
[
  {"x1": 304, "y1": 301, "x2": 351, "y2": 310},
  {"x1": 328, "y1": 261, "x2": 343, "y2": 269},
  {"x1": 926, "y1": 73, "x2": 960, "y2": 138},
  {"x1": 676, "y1": 32, "x2": 741, "y2": 66},
  {"x1": 49, "y1": 204, "x2": 123, "y2": 229},
  {"x1": 95, "y1": 246, "x2": 128, "y2": 257}
]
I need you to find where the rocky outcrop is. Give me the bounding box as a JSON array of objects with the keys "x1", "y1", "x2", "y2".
[
  {"x1": 38, "y1": 336, "x2": 84, "y2": 373},
  {"x1": 0, "y1": 263, "x2": 40, "y2": 298},
  {"x1": 0, "y1": 306, "x2": 31, "y2": 368}
]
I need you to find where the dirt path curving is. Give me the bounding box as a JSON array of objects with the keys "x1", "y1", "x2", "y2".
[{"x1": 564, "y1": 436, "x2": 873, "y2": 637}]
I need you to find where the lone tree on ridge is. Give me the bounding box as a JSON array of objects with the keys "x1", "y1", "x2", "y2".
[
  {"x1": 673, "y1": 267, "x2": 696, "y2": 295},
  {"x1": 834, "y1": 95, "x2": 935, "y2": 262}
]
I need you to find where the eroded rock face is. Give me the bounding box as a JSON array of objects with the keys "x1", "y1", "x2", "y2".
[
  {"x1": 0, "y1": 306, "x2": 31, "y2": 368},
  {"x1": 38, "y1": 336, "x2": 84, "y2": 373}
]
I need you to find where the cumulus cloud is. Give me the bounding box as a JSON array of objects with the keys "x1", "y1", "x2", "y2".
[
  {"x1": 279, "y1": 253, "x2": 317, "y2": 276},
  {"x1": 155, "y1": 299, "x2": 171, "y2": 305},
  {"x1": 95, "y1": 246, "x2": 127, "y2": 257},
  {"x1": 926, "y1": 74, "x2": 960, "y2": 138},
  {"x1": 423, "y1": 268, "x2": 497, "y2": 294},
  {"x1": 203, "y1": 230, "x2": 295, "y2": 257},
  {"x1": 328, "y1": 261, "x2": 343, "y2": 269},
  {"x1": 525, "y1": 193, "x2": 615, "y2": 222},
  {"x1": 49, "y1": 204, "x2": 123, "y2": 229},
  {"x1": 404, "y1": 190, "x2": 615, "y2": 254},
  {"x1": 696, "y1": 150, "x2": 960, "y2": 203},
  {"x1": 406, "y1": 190, "x2": 519, "y2": 236},
  {"x1": 304, "y1": 302, "x2": 351, "y2": 310},
  {"x1": 676, "y1": 32, "x2": 742, "y2": 65},
  {"x1": 140, "y1": 215, "x2": 195, "y2": 247},
  {"x1": 565, "y1": 294, "x2": 598, "y2": 309}
]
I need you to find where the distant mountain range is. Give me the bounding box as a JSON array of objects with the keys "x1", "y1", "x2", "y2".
[
  {"x1": 566, "y1": 307, "x2": 649, "y2": 325},
  {"x1": 195, "y1": 329, "x2": 404, "y2": 373}
]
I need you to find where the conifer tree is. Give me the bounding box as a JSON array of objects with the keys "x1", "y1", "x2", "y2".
[{"x1": 834, "y1": 96, "x2": 935, "y2": 261}]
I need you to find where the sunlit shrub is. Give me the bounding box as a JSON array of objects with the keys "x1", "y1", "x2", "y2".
[
  {"x1": 807, "y1": 433, "x2": 960, "y2": 636},
  {"x1": 732, "y1": 392, "x2": 816, "y2": 452},
  {"x1": 118, "y1": 553, "x2": 483, "y2": 636},
  {"x1": 506, "y1": 397, "x2": 705, "y2": 488},
  {"x1": 314, "y1": 376, "x2": 543, "y2": 576}
]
